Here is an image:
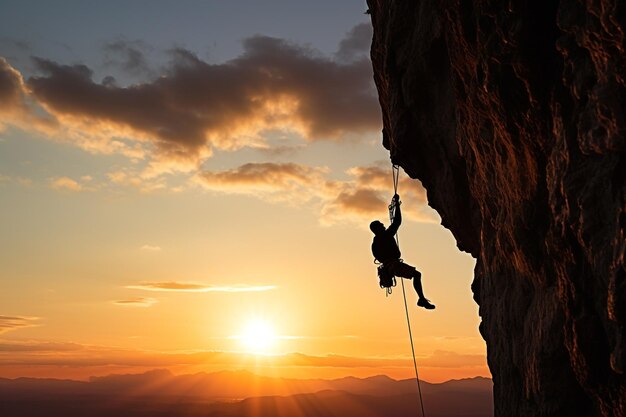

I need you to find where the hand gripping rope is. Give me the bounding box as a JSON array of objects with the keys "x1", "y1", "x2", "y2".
[{"x1": 390, "y1": 164, "x2": 427, "y2": 417}]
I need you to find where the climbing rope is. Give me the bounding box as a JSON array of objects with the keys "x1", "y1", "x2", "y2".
[{"x1": 390, "y1": 164, "x2": 427, "y2": 417}]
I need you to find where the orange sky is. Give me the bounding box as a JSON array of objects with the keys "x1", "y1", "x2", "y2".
[{"x1": 0, "y1": 1, "x2": 488, "y2": 383}]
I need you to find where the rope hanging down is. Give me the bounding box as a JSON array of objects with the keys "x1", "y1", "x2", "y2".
[{"x1": 390, "y1": 164, "x2": 426, "y2": 417}]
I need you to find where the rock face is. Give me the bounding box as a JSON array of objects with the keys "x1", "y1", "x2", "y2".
[{"x1": 367, "y1": 1, "x2": 625, "y2": 416}]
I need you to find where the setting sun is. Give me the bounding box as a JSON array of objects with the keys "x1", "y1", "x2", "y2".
[{"x1": 240, "y1": 319, "x2": 277, "y2": 353}]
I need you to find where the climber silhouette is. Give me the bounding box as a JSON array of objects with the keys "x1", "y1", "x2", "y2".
[{"x1": 370, "y1": 194, "x2": 435, "y2": 310}]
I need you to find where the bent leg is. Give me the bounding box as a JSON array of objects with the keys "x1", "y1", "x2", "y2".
[
  {"x1": 390, "y1": 261, "x2": 426, "y2": 299},
  {"x1": 412, "y1": 270, "x2": 426, "y2": 299},
  {"x1": 412, "y1": 269, "x2": 435, "y2": 309},
  {"x1": 390, "y1": 261, "x2": 435, "y2": 309}
]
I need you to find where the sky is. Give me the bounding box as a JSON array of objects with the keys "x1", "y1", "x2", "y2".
[{"x1": 0, "y1": 0, "x2": 485, "y2": 383}]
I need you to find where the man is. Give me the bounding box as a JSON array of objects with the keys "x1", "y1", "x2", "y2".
[{"x1": 370, "y1": 194, "x2": 435, "y2": 310}]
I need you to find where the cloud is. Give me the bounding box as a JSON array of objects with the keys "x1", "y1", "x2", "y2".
[
  {"x1": 0, "y1": 340, "x2": 84, "y2": 352},
  {"x1": 336, "y1": 23, "x2": 372, "y2": 62},
  {"x1": 321, "y1": 165, "x2": 438, "y2": 224},
  {"x1": 106, "y1": 169, "x2": 167, "y2": 192},
  {"x1": 113, "y1": 297, "x2": 158, "y2": 307},
  {"x1": 328, "y1": 188, "x2": 387, "y2": 216},
  {"x1": 0, "y1": 57, "x2": 26, "y2": 108},
  {"x1": 0, "y1": 340, "x2": 484, "y2": 370},
  {"x1": 0, "y1": 25, "x2": 380, "y2": 169},
  {"x1": 0, "y1": 57, "x2": 30, "y2": 129},
  {"x1": 0, "y1": 38, "x2": 31, "y2": 56},
  {"x1": 0, "y1": 29, "x2": 436, "y2": 226},
  {"x1": 256, "y1": 143, "x2": 305, "y2": 157},
  {"x1": 102, "y1": 39, "x2": 154, "y2": 78},
  {"x1": 49, "y1": 176, "x2": 83, "y2": 191},
  {"x1": 194, "y1": 162, "x2": 437, "y2": 224},
  {"x1": 418, "y1": 350, "x2": 489, "y2": 368},
  {"x1": 195, "y1": 162, "x2": 327, "y2": 200},
  {"x1": 140, "y1": 244, "x2": 162, "y2": 251},
  {"x1": 127, "y1": 282, "x2": 277, "y2": 293},
  {"x1": 0, "y1": 174, "x2": 33, "y2": 186},
  {"x1": 0, "y1": 315, "x2": 39, "y2": 334},
  {"x1": 0, "y1": 57, "x2": 57, "y2": 133},
  {"x1": 321, "y1": 165, "x2": 391, "y2": 221}
]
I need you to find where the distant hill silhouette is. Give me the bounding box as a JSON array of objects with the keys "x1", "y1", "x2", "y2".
[{"x1": 0, "y1": 370, "x2": 493, "y2": 417}]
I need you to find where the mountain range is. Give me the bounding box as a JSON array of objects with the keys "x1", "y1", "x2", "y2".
[{"x1": 0, "y1": 369, "x2": 493, "y2": 417}]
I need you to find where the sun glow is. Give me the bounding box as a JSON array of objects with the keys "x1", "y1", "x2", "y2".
[{"x1": 240, "y1": 319, "x2": 276, "y2": 353}]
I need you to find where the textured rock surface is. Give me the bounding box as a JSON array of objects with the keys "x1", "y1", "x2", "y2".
[{"x1": 367, "y1": 1, "x2": 625, "y2": 416}]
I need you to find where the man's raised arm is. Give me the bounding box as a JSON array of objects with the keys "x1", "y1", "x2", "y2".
[{"x1": 387, "y1": 194, "x2": 402, "y2": 235}]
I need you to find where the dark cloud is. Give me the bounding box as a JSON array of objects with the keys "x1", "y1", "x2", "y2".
[
  {"x1": 29, "y1": 56, "x2": 206, "y2": 161},
  {"x1": 101, "y1": 75, "x2": 117, "y2": 87},
  {"x1": 23, "y1": 28, "x2": 379, "y2": 165},
  {"x1": 234, "y1": 35, "x2": 379, "y2": 138},
  {"x1": 103, "y1": 40, "x2": 153, "y2": 77},
  {"x1": 336, "y1": 23, "x2": 373, "y2": 62},
  {"x1": 0, "y1": 315, "x2": 38, "y2": 334},
  {"x1": 167, "y1": 47, "x2": 204, "y2": 67}
]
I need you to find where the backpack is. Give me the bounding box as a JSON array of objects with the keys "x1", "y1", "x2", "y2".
[{"x1": 377, "y1": 264, "x2": 397, "y2": 295}]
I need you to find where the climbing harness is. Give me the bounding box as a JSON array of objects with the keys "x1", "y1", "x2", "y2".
[
  {"x1": 377, "y1": 263, "x2": 396, "y2": 295},
  {"x1": 389, "y1": 163, "x2": 427, "y2": 417}
]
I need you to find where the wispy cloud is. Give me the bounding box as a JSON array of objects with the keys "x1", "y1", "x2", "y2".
[
  {"x1": 194, "y1": 162, "x2": 328, "y2": 202},
  {"x1": 0, "y1": 340, "x2": 488, "y2": 377},
  {"x1": 0, "y1": 315, "x2": 39, "y2": 334},
  {"x1": 0, "y1": 174, "x2": 33, "y2": 186},
  {"x1": 0, "y1": 340, "x2": 84, "y2": 352},
  {"x1": 127, "y1": 282, "x2": 277, "y2": 293},
  {"x1": 418, "y1": 350, "x2": 489, "y2": 368},
  {"x1": 106, "y1": 169, "x2": 167, "y2": 193},
  {"x1": 140, "y1": 244, "x2": 161, "y2": 251},
  {"x1": 113, "y1": 297, "x2": 158, "y2": 307},
  {"x1": 49, "y1": 176, "x2": 82, "y2": 191}
]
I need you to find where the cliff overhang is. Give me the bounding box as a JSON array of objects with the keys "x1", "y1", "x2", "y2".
[{"x1": 367, "y1": 1, "x2": 625, "y2": 415}]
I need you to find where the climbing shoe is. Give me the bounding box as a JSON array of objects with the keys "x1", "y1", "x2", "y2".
[{"x1": 417, "y1": 298, "x2": 436, "y2": 310}]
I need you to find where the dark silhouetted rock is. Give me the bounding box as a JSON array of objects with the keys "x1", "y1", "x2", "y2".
[{"x1": 367, "y1": 1, "x2": 625, "y2": 416}]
